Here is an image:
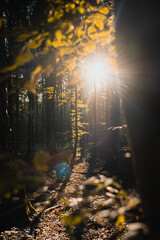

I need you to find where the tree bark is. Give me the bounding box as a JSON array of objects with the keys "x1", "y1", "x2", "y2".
[{"x1": 73, "y1": 84, "x2": 78, "y2": 158}]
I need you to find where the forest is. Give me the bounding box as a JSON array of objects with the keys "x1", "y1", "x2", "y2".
[{"x1": 0, "y1": 0, "x2": 160, "y2": 239}]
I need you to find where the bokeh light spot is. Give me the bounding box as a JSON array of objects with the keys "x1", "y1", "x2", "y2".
[{"x1": 54, "y1": 162, "x2": 71, "y2": 180}]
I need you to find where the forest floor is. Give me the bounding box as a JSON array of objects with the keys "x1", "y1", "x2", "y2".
[{"x1": 0, "y1": 153, "x2": 147, "y2": 240}]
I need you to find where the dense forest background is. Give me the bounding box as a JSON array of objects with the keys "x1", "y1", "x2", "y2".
[
  {"x1": 0, "y1": 0, "x2": 121, "y2": 164},
  {"x1": 0, "y1": 1, "x2": 141, "y2": 239}
]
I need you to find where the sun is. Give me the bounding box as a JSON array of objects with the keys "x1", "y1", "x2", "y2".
[
  {"x1": 83, "y1": 55, "x2": 110, "y2": 88},
  {"x1": 87, "y1": 60, "x2": 106, "y2": 83}
]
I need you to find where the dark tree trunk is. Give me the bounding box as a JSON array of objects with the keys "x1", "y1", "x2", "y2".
[
  {"x1": 73, "y1": 84, "x2": 78, "y2": 159},
  {"x1": 110, "y1": 90, "x2": 120, "y2": 127},
  {"x1": 115, "y1": 1, "x2": 160, "y2": 238},
  {"x1": 35, "y1": 95, "x2": 39, "y2": 144},
  {"x1": 0, "y1": 82, "x2": 10, "y2": 153},
  {"x1": 15, "y1": 87, "x2": 19, "y2": 152}
]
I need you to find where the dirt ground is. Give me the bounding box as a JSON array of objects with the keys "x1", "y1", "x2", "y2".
[{"x1": 0, "y1": 156, "x2": 146, "y2": 240}]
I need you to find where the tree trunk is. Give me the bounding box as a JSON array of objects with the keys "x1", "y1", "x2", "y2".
[
  {"x1": 115, "y1": 1, "x2": 160, "y2": 237},
  {"x1": 110, "y1": 89, "x2": 120, "y2": 127},
  {"x1": 0, "y1": 83, "x2": 10, "y2": 153},
  {"x1": 46, "y1": 76, "x2": 56, "y2": 155},
  {"x1": 73, "y1": 84, "x2": 78, "y2": 158},
  {"x1": 15, "y1": 87, "x2": 19, "y2": 152}
]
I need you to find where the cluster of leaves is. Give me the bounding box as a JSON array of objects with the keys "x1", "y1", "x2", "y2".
[
  {"x1": 0, "y1": 0, "x2": 116, "y2": 93},
  {"x1": 70, "y1": 87, "x2": 88, "y2": 150},
  {"x1": 62, "y1": 174, "x2": 142, "y2": 238}
]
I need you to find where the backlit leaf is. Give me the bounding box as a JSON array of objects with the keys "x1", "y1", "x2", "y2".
[
  {"x1": 48, "y1": 16, "x2": 55, "y2": 23},
  {"x1": 88, "y1": 25, "x2": 97, "y2": 36},
  {"x1": 73, "y1": 0, "x2": 79, "y2": 3},
  {"x1": 116, "y1": 215, "x2": 126, "y2": 231},
  {"x1": 75, "y1": 26, "x2": 85, "y2": 38},
  {"x1": 16, "y1": 31, "x2": 38, "y2": 42},
  {"x1": 68, "y1": 33, "x2": 73, "y2": 39},
  {"x1": 52, "y1": 40, "x2": 66, "y2": 48},
  {"x1": 25, "y1": 65, "x2": 42, "y2": 93},
  {"x1": 97, "y1": 0, "x2": 103, "y2": 4},
  {"x1": 0, "y1": 47, "x2": 33, "y2": 73},
  {"x1": 55, "y1": 29, "x2": 62, "y2": 41},
  {"x1": 65, "y1": 3, "x2": 75, "y2": 12},
  {"x1": 54, "y1": 8, "x2": 64, "y2": 19},
  {"x1": 99, "y1": 29, "x2": 111, "y2": 38},
  {"x1": 94, "y1": 19, "x2": 104, "y2": 30},
  {"x1": 87, "y1": 4, "x2": 96, "y2": 11},
  {"x1": 78, "y1": 6, "x2": 85, "y2": 14},
  {"x1": 98, "y1": 6, "x2": 109, "y2": 15}
]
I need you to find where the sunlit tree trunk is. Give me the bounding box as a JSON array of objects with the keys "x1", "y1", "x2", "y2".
[{"x1": 73, "y1": 84, "x2": 78, "y2": 158}]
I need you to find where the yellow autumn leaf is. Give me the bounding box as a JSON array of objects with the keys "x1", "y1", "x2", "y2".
[
  {"x1": 65, "y1": 3, "x2": 75, "y2": 12},
  {"x1": 46, "y1": 38, "x2": 52, "y2": 47},
  {"x1": 75, "y1": 26, "x2": 85, "y2": 38},
  {"x1": 28, "y1": 35, "x2": 45, "y2": 49},
  {"x1": 52, "y1": 40, "x2": 67, "y2": 48},
  {"x1": 56, "y1": 57, "x2": 60, "y2": 63},
  {"x1": 73, "y1": 0, "x2": 79, "y2": 3},
  {"x1": 88, "y1": 25, "x2": 97, "y2": 36},
  {"x1": 88, "y1": 4, "x2": 96, "y2": 11},
  {"x1": 94, "y1": 19, "x2": 104, "y2": 30},
  {"x1": 78, "y1": 6, "x2": 85, "y2": 14},
  {"x1": 55, "y1": 29, "x2": 62, "y2": 41},
  {"x1": 56, "y1": 66, "x2": 67, "y2": 77},
  {"x1": 98, "y1": 6, "x2": 109, "y2": 15},
  {"x1": 16, "y1": 34, "x2": 30, "y2": 42},
  {"x1": 68, "y1": 33, "x2": 73, "y2": 39},
  {"x1": 89, "y1": 32, "x2": 100, "y2": 40},
  {"x1": 97, "y1": 0, "x2": 103, "y2": 4},
  {"x1": 99, "y1": 29, "x2": 111, "y2": 38},
  {"x1": 0, "y1": 47, "x2": 33, "y2": 73},
  {"x1": 16, "y1": 31, "x2": 38, "y2": 42},
  {"x1": 32, "y1": 65, "x2": 42, "y2": 77},
  {"x1": 115, "y1": 215, "x2": 125, "y2": 231},
  {"x1": 54, "y1": 8, "x2": 64, "y2": 19},
  {"x1": 48, "y1": 16, "x2": 55, "y2": 23}
]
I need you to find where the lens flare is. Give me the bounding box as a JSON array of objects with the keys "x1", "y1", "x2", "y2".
[
  {"x1": 86, "y1": 60, "x2": 107, "y2": 84},
  {"x1": 54, "y1": 162, "x2": 71, "y2": 180}
]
